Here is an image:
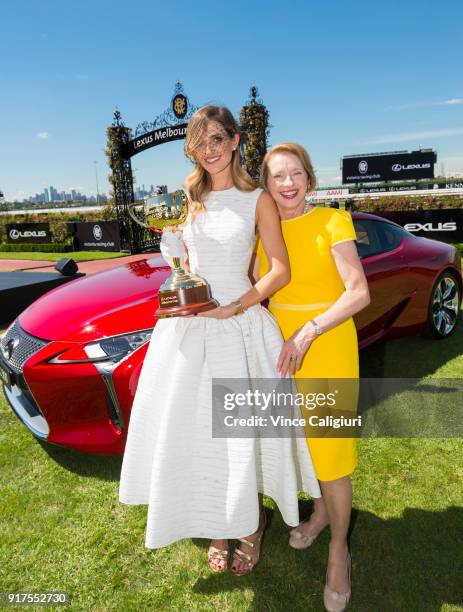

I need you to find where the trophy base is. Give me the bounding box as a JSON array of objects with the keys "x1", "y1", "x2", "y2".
[{"x1": 155, "y1": 284, "x2": 219, "y2": 318}]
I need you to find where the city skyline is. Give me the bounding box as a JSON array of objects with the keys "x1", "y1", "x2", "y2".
[
  {"x1": 25, "y1": 184, "x2": 108, "y2": 205},
  {"x1": 18, "y1": 183, "x2": 165, "y2": 205},
  {"x1": 1, "y1": 1, "x2": 462, "y2": 201}
]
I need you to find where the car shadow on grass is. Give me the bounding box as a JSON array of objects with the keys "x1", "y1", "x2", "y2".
[
  {"x1": 37, "y1": 439, "x2": 123, "y2": 480},
  {"x1": 357, "y1": 313, "x2": 463, "y2": 437},
  {"x1": 360, "y1": 310, "x2": 463, "y2": 379},
  {"x1": 191, "y1": 500, "x2": 463, "y2": 612}
]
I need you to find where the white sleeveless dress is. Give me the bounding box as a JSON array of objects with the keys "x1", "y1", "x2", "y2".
[{"x1": 119, "y1": 186, "x2": 321, "y2": 549}]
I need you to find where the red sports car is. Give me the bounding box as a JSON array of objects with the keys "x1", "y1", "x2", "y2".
[{"x1": 1, "y1": 212, "x2": 461, "y2": 454}]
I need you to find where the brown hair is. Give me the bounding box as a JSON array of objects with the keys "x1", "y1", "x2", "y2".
[
  {"x1": 260, "y1": 142, "x2": 317, "y2": 192},
  {"x1": 183, "y1": 105, "x2": 256, "y2": 216}
]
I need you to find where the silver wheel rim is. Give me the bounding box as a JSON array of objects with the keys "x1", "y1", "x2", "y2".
[{"x1": 432, "y1": 276, "x2": 460, "y2": 336}]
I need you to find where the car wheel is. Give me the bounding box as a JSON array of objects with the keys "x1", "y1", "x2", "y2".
[{"x1": 426, "y1": 271, "x2": 461, "y2": 339}]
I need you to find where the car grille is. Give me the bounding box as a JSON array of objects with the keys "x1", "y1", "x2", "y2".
[{"x1": 0, "y1": 319, "x2": 49, "y2": 374}]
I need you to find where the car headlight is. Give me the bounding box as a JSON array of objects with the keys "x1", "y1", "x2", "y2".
[
  {"x1": 48, "y1": 329, "x2": 153, "y2": 364},
  {"x1": 85, "y1": 330, "x2": 153, "y2": 362}
]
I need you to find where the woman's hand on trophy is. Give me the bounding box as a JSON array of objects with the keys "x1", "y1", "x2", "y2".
[
  {"x1": 195, "y1": 303, "x2": 237, "y2": 319},
  {"x1": 160, "y1": 231, "x2": 186, "y2": 260},
  {"x1": 277, "y1": 326, "x2": 316, "y2": 376}
]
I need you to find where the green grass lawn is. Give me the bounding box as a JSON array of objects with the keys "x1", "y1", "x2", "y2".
[
  {"x1": 0, "y1": 250, "x2": 127, "y2": 262},
  {"x1": 1, "y1": 324, "x2": 462, "y2": 610}
]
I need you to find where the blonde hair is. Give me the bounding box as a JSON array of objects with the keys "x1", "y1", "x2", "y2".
[
  {"x1": 260, "y1": 142, "x2": 317, "y2": 193},
  {"x1": 183, "y1": 105, "x2": 256, "y2": 216}
]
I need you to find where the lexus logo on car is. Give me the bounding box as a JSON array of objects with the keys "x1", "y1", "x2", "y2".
[
  {"x1": 404, "y1": 222, "x2": 457, "y2": 232},
  {"x1": 93, "y1": 225, "x2": 103, "y2": 240},
  {"x1": 358, "y1": 160, "x2": 368, "y2": 174},
  {"x1": 392, "y1": 163, "x2": 432, "y2": 172}
]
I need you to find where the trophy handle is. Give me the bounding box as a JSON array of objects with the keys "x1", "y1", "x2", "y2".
[{"x1": 127, "y1": 202, "x2": 153, "y2": 231}]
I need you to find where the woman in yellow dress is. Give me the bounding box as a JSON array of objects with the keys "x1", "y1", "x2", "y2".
[{"x1": 254, "y1": 143, "x2": 370, "y2": 612}]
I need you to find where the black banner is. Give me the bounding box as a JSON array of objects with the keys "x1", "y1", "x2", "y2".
[
  {"x1": 439, "y1": 180, "x2": 463, "y2": 189},
  {"x1": 74, "y1": 221, "x2": 121, "y2": 251},
  {"x1": 343, "y1": 151, "x2": 436, "y2": 183},
  {"x1": 6, "y1": 222, "x2": 51, "y2": 244},
  {"x1": 123, "y1": 123, "x2": 188, "y2": 158},
  {"x1": 353, "y1": 184, "x2": 438, "y2": 193},
  {"x1": 373, "y1": 208, "x2": 463, "y2": 243}
]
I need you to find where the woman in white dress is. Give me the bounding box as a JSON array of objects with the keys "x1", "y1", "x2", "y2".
[{"x1": 119, "y1": 105, "x2": 320, "y2": 575}]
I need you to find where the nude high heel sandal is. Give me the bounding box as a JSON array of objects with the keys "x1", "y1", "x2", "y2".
[{"x1": 323, "y1": 551, "x2": 351, "y2": 612}]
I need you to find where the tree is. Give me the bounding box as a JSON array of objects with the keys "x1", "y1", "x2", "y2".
[{"x1": 239, "y1": 85, "x2": 270, "y2": 181}]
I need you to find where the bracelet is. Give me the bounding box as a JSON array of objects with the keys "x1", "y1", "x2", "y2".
[
  {"x1": 231, "y1": 299, "x2": 246, "y2": 315},
  {"x1": 308, "y1": 319, "x2": 323, "y2": 336}
]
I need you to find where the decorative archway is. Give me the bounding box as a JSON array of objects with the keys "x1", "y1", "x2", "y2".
[{"x1": 106, "y1": 82, "x2": 269, "y2": 253}]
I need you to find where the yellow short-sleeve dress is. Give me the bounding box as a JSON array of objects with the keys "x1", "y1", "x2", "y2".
[{"x1": 256, "y1": 206, "x2": 358, "y2": 481}]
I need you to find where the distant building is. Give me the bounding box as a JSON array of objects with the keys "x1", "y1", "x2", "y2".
[{"x1": 49, "y1": 185, "x2": 59, "y2": 201}]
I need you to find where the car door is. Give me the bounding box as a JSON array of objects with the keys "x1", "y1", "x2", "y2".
[{"x1": 353, "y1": 218, "x2": 411, "y2": 344}]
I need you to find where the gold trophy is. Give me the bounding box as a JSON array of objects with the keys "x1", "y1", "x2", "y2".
[{"x1": 128, "y1": 190, "x2": 218, "y2": 318}]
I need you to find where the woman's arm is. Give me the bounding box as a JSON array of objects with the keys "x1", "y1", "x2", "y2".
[
  {"x1": 310, "y1": 240, "x2": 370, "y2": 332},
  {"x1": 249, "y1": 250, "x2": 260, "y2": 285},
  {"x1": 246, "y1": 191, "x2": 290, "y2": 304},
  {"x1": 278, "y1": 240, "x2": 370, "y2": 375},
  {"x1": 198, "y1": 191, "x2": 290, "y2": 319}
]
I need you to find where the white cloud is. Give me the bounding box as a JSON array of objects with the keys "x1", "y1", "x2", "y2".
[
  {"x1": 37, "y1": 131, "x2": 49, "y2": 139},
  {"x1": 361, "y1": 127, "x2": 463, "y2": 145},
  {"x1": 437, "y1": 155, "x2": 463, "y2": 176},
  {"x1": 317, "y1": 175, "x2": 342, "y2": 186},
  {"x1": 384, "y1": 98, "x2": 463, "y2": 111},
  {"x1": 315, "y1": 165, "x2": 343, "y2": 187},
  {"x1": 315, "y1": 166, "x2": 339, "y2": 173},
  {"x1": 442, "y1": 98, "x2": 463, "y2": 106},
  {"x1": 3, "y1": 190, "x2": 27, "y2": 202},
  {"x1": 384, "y1": 102, "x2": 426, "y2": 111}
]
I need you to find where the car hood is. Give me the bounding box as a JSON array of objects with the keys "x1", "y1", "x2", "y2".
[{"x1": 18, "y1": 256, "x2": 171, "y2": 342}]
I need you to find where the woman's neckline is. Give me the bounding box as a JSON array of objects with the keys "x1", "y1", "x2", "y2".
[
  {"x1": 210, "y1": 185, "x2": 237, "y2": 193},
  {"x1": 281, "y1": 205, "x2": 319, "y2": 223}
]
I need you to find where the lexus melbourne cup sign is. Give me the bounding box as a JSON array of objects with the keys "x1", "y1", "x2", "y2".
[
  {"x1": 122, "y1": 86, "x2": 193, "y2": 159},
  {"x1": 123, "y1": 124, "x2": 187, "y2": 158},
  {"x1": 342, "y1": 150, "x2": 436, "y2": 183},
  {"x1": 6, "y1": 223, "x2": 52, "y2": 244}
]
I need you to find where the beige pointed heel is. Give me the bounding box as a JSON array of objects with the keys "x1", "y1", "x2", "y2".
[{"x1": 323, "y1": 551, "x2": 351, "y2": 612}]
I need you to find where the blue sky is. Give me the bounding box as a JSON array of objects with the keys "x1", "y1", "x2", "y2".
[{"x1": 1, "y1": 0, "x2": 462, "y2": 201}]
